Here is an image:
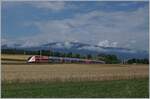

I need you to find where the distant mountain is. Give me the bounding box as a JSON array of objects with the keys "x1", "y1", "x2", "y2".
[{"x1": 1, "y1": 41, "x2": 149, "y2": 59}]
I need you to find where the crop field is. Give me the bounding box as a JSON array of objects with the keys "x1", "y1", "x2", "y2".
[
  {"x1": 2, "y1": 64, "x2": 149, "y2": 83},
  {"x1": 1, "y1": 54, "x2": 149, "y2": 83},
  {"x1": 1, "y1": 54, "x2": 30, "y2": 60},
  {"x1": 1, "y1": 54, "x2": 149, "y2": 98}
]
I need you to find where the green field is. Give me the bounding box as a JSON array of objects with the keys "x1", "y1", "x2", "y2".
[{"x1": 2, "y1": 78, "x2": 149, "y2": 98}]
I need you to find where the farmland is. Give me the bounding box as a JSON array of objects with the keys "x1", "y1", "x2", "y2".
[
  {"x1": 1, "y1": 54, "x2": 30, "y2": 61},
  {"x1": 1, "y1": 54, "x2": 149, "y2": 97},
  {"x1": 2, "y1": 78, "x2": 149, "y2": 98},
  {"x1": 1, "y1": 54, "x2": 149, "y2": 83},
  {"x1": 2, "y1": 63, "x2": 149, "y2": 83}
]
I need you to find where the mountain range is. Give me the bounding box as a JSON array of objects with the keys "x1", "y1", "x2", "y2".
[{"x1": 2, "y1": 41, "x2": 149, "y2": 60}]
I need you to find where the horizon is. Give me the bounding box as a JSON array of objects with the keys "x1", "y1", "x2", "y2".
[{"x1": 2, "y1": 1, "x2": 149, "y2": 52}]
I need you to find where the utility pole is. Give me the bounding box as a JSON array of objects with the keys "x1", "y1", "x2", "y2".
[
  {"x1": 49, "y1": 44, "x2": 51, "y2": 56},
  {"x1": 40, "y1": 50, "x2": 42, "y2": 56},
  {"x1": 24, "y1": 50, "x2": 26, "y2": 55},
  {"x1": 39, "y1": 50, "x2": 42, "y2": 62}
]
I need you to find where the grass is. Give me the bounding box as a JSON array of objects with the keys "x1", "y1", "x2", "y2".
[{"x1": 2, "y1": 78, "x2": 149, "y2": 98}]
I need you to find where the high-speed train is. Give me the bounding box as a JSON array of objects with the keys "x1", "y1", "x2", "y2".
[{"x1": 27, "y1": 55, "x2": 105, "y2": 64}]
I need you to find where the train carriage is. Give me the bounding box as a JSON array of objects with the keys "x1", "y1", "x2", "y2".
[{"x1": 27, "y1": 55, "x2": 105, "y2": 64}]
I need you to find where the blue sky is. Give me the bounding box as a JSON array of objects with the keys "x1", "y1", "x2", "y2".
[{"x1": 1, "y1": 1, "x2": 149, "y2": 51}]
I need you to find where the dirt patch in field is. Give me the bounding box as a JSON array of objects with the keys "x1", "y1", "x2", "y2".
[{"x1": 2, "y1": 63, "x2": 149, "y2": 83}]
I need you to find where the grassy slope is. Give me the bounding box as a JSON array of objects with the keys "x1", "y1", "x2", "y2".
[{"x1": 2, "y1": 78, "x2": 149, "y2": 98}]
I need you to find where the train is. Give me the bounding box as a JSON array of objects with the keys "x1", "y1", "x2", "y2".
[{"x1": 27, "y1": 55, "x2": 105, "y2": 64}]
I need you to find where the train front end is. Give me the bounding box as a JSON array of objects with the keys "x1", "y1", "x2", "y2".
[{"x1": 27, "y1": 56, "x2": 49, "y2": 63}]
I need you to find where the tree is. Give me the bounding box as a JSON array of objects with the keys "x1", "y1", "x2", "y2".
[
  {"x1": 59, "y1": 52, "x2": 66, "y2": 57},
  {"x1": 53, "y1": 52, "x2": 61, "y2": 57},
  {"x1": 87, "y1": 54, "x2": 92, "y2": 59},
  {"x1": 127, "y1": 58, "x2": 149, "y2": 64},
  {"x1": 80, "y1": 56, "x2": 86, "y2": 59},
  {"x1": 67, "y1": 52, "x2": 73, "y2": 58},
  {"x1": 74, "y1": 53, "x2": 80, "y2": 58},
  {"x1": 143, "y1": 58, "x2": 149, "y2": 64},
  {"x1": 97, "y1": 54, "x2": 120, "y2": 64}
]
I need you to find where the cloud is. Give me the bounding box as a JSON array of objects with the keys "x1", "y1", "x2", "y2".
[
  {"x1": 130, "y1": 40, "x2": 136, "y2": 44},
  {"x1": 53, "y1": 43, "x2": 64, "y2": 49},
  {"x1": 1, "y1": 38, "x2": 7, "y2": 45},
  {"x1": 78, "y1": 44, "x2": 136, "y2": 54},
  {"x1": 1, "y1": 38, "x2": 24, "y2": 47},
  {"x1": 29, "y1": 1, "x2": 66, "y2": 11},
  {"x1": 98, "y1": 40, "x2": 118, "y2": 47},
  {"x1": 3, "y1": 2, "x2": 148, "y2": 51},
  {"x1": 78, "y1": 45, "x2": 106, "y2": 52},
  {"x1": 52, "y1": 41, "x2": 74, "y2": 49},
  {"x1": 24, "y1": 5, "x2": 148, "y2": 50},
  {"x1": 2, "y1": 1, "x2": 66, "y2": 11}
]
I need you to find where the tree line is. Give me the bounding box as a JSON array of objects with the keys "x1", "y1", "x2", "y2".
[{"x1": 126, "y1": 58, "x2": 149, "y2": 64}]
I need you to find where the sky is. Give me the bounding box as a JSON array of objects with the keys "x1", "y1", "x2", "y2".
[{"x1": 1, "y1": 1, "x2": 149, "y2": 51}]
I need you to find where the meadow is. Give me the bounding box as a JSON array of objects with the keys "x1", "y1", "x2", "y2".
[{"x1": 2, "y1": 78, "x2": 149, "y2": 98}]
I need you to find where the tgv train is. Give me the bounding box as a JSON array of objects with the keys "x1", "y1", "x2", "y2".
[{"x1": 27, "y1": 55, "x2": 105, "y2": 64}]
